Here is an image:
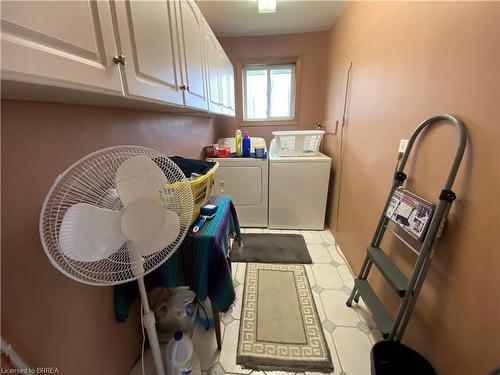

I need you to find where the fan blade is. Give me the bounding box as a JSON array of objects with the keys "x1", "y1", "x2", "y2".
[
  {"x1": 128, "y1": 210, "x2": 181, "y2": 256},
  {"x1": 121, "y1": 198, "x2": 181, "y2": 256},
  {"x1": 115, "y1": 155, "x2": 168, "y2": 207},
  {"x1": 59, "y1": 203, "x2": 126, "y2": 262}
]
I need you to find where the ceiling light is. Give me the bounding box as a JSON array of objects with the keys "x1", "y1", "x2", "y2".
[{"x1": 258, "y1": 0, "x2": 276, "y2": 14}]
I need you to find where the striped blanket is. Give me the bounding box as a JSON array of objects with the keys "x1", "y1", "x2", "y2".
[{"x1": 114, "y1": 195, "x2": 241, "y2": 322}]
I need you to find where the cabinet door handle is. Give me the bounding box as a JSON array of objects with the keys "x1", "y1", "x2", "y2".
[
  {"x1": 113, "y1": 54, "x2": 126, "y2": 65},
  {"x1": 220, "y1": 181, "x2": 224, "y2": 193}
]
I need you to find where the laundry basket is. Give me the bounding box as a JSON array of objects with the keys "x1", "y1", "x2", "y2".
[
  {"x1": 189, "y1": 161, "x2": 218, "y2": 221},
  {"x1": 161, "y1": 161, "x2": 218, "y2": 224},
  {"x1": 272, "y1": 130, "x2": 325, "y2": 156}
]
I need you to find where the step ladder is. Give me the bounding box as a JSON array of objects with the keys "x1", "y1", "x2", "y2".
[{"x1": 346, "y1": 114, "x2": 467, "y2": 341}]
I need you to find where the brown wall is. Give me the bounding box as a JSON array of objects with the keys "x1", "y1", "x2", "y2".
[
  {"x1": 0, "y1": 100, "x2": 219, "y2": 374},
  {"x1": 217, "y1": 31, "x2": 329, "y2": 145},
  {"x1": 3, "y1": 2, "x2": 500, "y2": 374},
  {"x1": 322, "y1": 2, "x2": 500, "y2": 374}
]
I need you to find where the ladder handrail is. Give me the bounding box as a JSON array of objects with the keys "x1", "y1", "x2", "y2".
[
  {"x1": 347, "y1": 114, "x2": 468, "y2": 342},
  {"x1": 397, "y1": 114, "x2": 467, "y2": 191},
  {"x1": 389, "y1": 114, "x2": 468, "y2": 340}
]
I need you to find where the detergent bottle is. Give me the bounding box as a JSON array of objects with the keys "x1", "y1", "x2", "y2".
[
  {"x1": 235, "y1": 129, "x2": 242, "y2": 157},
  {"x1": 242, "y1": 130, "x2": 251, "y2": 157},
  {"x1": 165, "y1": 331, "x2": 193, "y2": 375}
]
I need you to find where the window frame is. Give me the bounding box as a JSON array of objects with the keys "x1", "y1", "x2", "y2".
[
  {"x1": 236, "y1": 56, "x2": 302, "y2": 126},
  {"x1": 242, "y1": 63, "x2": 296, "y2": 122}
]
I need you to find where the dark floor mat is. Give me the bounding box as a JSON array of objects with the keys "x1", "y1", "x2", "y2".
[{"x1": 231, "y1": 233, "x2": 312, "y2": 264}]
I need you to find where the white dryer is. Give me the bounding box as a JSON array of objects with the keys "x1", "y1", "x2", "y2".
[
  {"x1": 207, "y1": 138, "x2": 268, "y2": 227},
  {"x1": 268, "y1": 139, "x2": 331, "y2": 230}
]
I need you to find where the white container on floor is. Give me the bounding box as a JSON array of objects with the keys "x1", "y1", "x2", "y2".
[
  {"x1": 165, "y1": 331, "x2": 201, "y2": 375},
  {"x1": 129, "y1": 342, "x2": 200, "y2": 375}
]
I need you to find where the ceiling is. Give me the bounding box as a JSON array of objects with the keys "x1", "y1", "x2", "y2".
[{"x1": 197, "y1": 0, "x2": 347, "y2": 37}]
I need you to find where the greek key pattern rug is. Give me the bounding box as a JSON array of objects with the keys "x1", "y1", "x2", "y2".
[{"x1": 237, "y1": 263, "x2": 333, "y2": 373}]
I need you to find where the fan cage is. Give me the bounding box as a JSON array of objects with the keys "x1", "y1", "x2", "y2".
[{"x1": 39, "y1": 146, "x2": 194, "y2": 286}]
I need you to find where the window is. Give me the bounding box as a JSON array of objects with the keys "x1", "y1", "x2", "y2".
[{"x1": 243, "y1": 63, "x2": 296, "y2": 122}]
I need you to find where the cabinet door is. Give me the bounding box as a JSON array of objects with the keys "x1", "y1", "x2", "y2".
[
  {"x1": 176, "y1": 0, "x2": 208, "y2": 110},
  {"x1": 219, "y1": 55, "x2": 229, "y2": 114},
  {"x1": 224, "y1": 60, "x2": 235, "y2": 115},
  {"x1": 1, "y1": 1, "x2": 122, "y2": 94},
  {"x1": 114, "y1": 0, "x2": 183, "y2": 104},
  {"x1": 228, "y1": 62, "x2": 235, "y2": 115},
  {"x1": 203, "y1": 20, "x2": 222, "y2": 114},
  {"x1": 219, "y1": 57, "x2": 235, "y2": 116},
  {"x1": 213, "y1": 166, "x2": 262, "y2": 205}
]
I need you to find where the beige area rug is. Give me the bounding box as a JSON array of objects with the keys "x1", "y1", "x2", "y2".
[{"x1": 237, "y1": 263, "x2": 333, "y2": 373}]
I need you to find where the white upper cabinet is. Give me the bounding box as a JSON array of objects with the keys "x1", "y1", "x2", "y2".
[
  {"x1": 219, "y1": 55, "x2": 235, "y2": 116},
  {"x1": 227, "y1": 61, "x2": 235, "y2": 115},
  {"x1": 201, "y1": 17, "x2": 235, "y2": 117},
  {"x1": 220, "y1": 55, "x2": 229, "y2": 113},
  {"x1": 0, "y1": 0, "x2": 233, "y2": 116},
  {"x1": 113, "y1": 0, "x2": 183, "y2": 105},
  {"x1": 0, "y1": 1, "x2": 122, "y2": 94},
  {"x1": 203, "y1": 20, "x2": 222, "y2": 114},
  {"x1": 176, "y1": 0, "x2": 208, "y2": 111}
]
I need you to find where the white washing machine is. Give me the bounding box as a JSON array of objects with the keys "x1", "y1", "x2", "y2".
[
  {"x1": 207, "y1": 138, "x2": 268, "y2": 227},
  {"x1": 268, "y1": 139, "x2": 331, "y2": 230}
]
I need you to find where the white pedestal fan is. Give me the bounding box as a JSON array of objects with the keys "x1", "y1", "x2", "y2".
[{"x1": 39, "y1": 146, "x2": 194, "y2": 375}]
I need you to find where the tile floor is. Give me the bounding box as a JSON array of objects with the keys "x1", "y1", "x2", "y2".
[{"x1": 193, "y1": 229, "x2": 383, "y2": 375}]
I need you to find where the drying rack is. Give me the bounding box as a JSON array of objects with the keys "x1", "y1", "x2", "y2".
[{"x1": 346, "y1": 114, "x2": 467, "y2": 341}]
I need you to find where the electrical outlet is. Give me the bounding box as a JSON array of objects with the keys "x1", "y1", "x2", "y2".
[{"x1": 399, "y1": 139, "x2": 409, "y2": 154}]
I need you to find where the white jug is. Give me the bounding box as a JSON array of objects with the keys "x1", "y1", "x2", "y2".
[{"x1": 165, "y1": 331, "x2": 193, "y2": 375}]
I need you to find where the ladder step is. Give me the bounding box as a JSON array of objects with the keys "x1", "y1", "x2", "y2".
[
  {"x1": 354, "y1": 279, "x2": 392, "y2": 339},
  {"x1": 367, "y1": 247, "x2": 408, "y2": 297}
]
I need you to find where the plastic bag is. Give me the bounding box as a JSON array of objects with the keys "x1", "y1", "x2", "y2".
[{"x1": 155, "y1": 290, "x2": 197, "y2": 343}]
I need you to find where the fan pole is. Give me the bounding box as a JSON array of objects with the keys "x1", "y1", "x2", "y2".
[{"x1": 137, "y1": 277, "x2": 166, "y2": 375}]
